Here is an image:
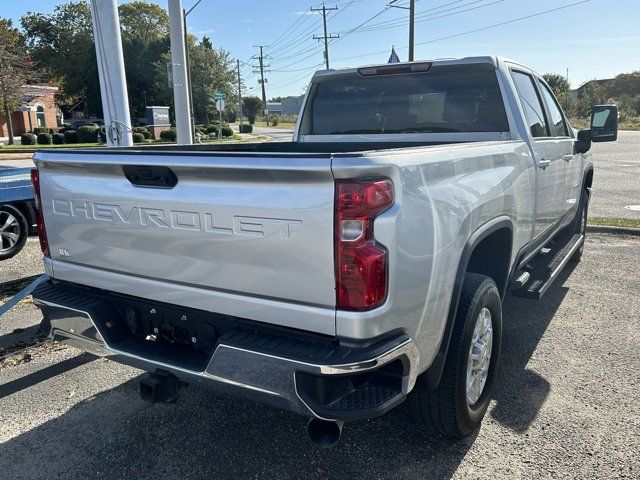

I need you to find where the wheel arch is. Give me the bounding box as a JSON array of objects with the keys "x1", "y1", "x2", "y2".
[
  {"x1": 420, "y1": 216, "x2": 513, "y2": 390},
  {"x1": 583, "y1": 164, "x2": 594, "y2": 190}
]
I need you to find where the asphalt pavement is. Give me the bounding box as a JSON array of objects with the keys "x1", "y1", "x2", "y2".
[
  {"x1": 589, "y1": 130, "x2": 640, "y2": 219},
  {"x1": 1, "y1": 232, "x2": 638, "y2": 479},
  {"x1": 251, "y1": 125, "x2": 295, "y2": 142}
]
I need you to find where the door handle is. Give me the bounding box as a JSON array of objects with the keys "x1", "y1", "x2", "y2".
[
  {"x1": 563, "y1": 154, "x2": 573, "y2": 162},
  {"x1": 537, "y1": 158, "x2": 551, "y2": 169}
]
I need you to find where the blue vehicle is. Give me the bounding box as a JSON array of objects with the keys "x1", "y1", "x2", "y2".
[{"x1": 0, "y1": 166, "x2": 35, "y2": 260}]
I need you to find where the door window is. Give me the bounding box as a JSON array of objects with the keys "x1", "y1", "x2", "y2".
[
  {"x1": 539, "y1": 82, "x2": 568, "y2": 137},
  {"x1": 511, "y1": 71, "x2": 548, "y2": 138}
]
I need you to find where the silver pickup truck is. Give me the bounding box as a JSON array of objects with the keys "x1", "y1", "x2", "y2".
[{"x1": 31, "y1": 56, "x2": 617, "y2": 447}]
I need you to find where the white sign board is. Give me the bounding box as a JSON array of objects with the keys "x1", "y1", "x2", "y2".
[{"x1": 215, "y1": 99, "x2": 225, "y2": 111}]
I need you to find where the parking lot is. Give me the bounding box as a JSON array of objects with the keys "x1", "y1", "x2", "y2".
[
  {"x1": 1, "y1": 231, "x2": 638, "y2": 479},
  {"x1": 1, "y1": 133, "x2": 638, "y2": 479}
]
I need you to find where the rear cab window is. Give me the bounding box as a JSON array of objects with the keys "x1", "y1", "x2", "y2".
[{"x1": 299, "y1": 65, "x2": 510, "y2": 136}]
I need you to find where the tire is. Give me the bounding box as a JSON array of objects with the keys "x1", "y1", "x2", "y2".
[
  {"x1": 408, "y1": 273, "x2": 502, "y2": 438},
  {"x1": 570, "y1": 188, "x2": 590, "y2": 263},
  {"x1": 0, "y1": 204, "x2": 29, "y2": 261}
]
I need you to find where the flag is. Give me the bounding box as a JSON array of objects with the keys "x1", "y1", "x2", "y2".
[{"x1": 388, "y1": 46, "x2": 400, "y2": 63}]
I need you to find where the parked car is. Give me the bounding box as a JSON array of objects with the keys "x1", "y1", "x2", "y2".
[
  {"x1": 0, "y1": 166, "x2": 35, "y2": 260},
  {"x1": 30, "y1": 56, "x2": 617, "y2": 447}
]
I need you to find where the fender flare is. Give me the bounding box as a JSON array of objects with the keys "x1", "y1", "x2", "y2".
[
  {"x1": 582, "y1": 163, "x2": 594, "y2": 190},
  {"x1": 420, "y1": 216, "x2": 513, "y2": 390}
]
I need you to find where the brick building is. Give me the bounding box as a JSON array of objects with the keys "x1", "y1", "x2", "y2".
[{"x1": 0, "y1": 85, "x2": 60, "y2": 138}]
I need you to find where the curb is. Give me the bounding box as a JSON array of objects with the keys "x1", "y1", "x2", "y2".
[{"x1": 586, "y1": 225, "x2": 640, "y2": 236}]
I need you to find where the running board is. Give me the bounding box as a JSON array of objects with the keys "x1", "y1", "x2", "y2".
[{"x1": 512, "y1": 233, "x2": 583, "y2": 300}]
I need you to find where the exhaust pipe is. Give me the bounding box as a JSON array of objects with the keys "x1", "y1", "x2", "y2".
[{"x1": 306, "y1": 418, "x2": 344, "y2": 449}]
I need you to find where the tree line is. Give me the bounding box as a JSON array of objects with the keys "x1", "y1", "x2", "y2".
[
  {"x1": 544, "y1": 72, "x2": 640, "y2": 123},
  {"x1": 1, "y1": 1, "x2": 250, "y2": 134}
]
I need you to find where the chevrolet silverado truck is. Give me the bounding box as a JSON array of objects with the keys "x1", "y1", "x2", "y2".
[
  {"x1": 0, "y1": 166, "x2": 35, "y2": 260},
  {"x1": 30, "y1": 56, "x2": 618, "y2": 447}
]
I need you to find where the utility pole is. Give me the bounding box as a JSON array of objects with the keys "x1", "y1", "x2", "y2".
[
  {"x1": 168, "y1": 0, "x2": 193, "y2": 144},
  {"x1": 252, "y1": 46, "x2": 270, "y2": 126},
  {"x1": 237, "y1": 59, "x2": 243, "y2": 129},
  {"x1": 183, "y1": 0, "x2": 203, "y2": 141},
  {"x1": 89, "y1": 0, "x2": 133, "y2": 147},
  {"x1": 311, "y1": 3, "x2": 339, "y2": 69},
  {"x1": 389, "y1": 0, "x2": 415, "y2": 61}
]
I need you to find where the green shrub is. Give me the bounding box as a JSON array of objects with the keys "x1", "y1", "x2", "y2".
[
  {"x1": 37, "y1": 133, "x2": 53, "y2": 145},
  {"x1": 64, "y1": 130, "x2": 78, "y2": 144},
  {"x1": 205, "y1": 124, "x2": 220, "y2": 134},
  {"x1": 271, "y1": 115, "x2": 279, "y2": 126},
  {"x1": 77, "y1": 125, "x2": 99, "y2": 143},
  {"x1": 238, "y1": 124, "x2": 253, "y2": 133},
  {"x1": 132, "y1": 132, "x2": 145, "y2": 143},
  {"x1": 33, "y1": 127, "x2": 50, "y2": 135},
  {"x1": 160, "y1": 128, "x2": 177, "y2": 142},
  {"x1": 52, "y1": 133, "x2": 65, "y2": 145},
  {"x1": 221, "y1": 125, "x2": 233, "y2": 137},
  {"x1": 21, "y1": 133, "x2": 37, "y2": 145},
  {"x1": 132, "y1": 126, "x2": 151, "y2": 140}
]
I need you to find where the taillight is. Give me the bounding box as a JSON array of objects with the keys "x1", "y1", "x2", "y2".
[
  {"x1": 30, "y1": 168, "x2": 50, "y2": 257},
  {"x1": 335, "y1": 179, "x2": 393, "y2": 311}
]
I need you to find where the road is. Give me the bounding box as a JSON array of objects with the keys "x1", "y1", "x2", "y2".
[
  {"x1": 1, "y1": 131, "x2": 638, "y2": 220},
  {"x1": 1, "y1": 232, "x2": 638, "y2": 479},
  {"x1": 252, "y1": 125, "x2": 294, "y2": 142},
  {"x1": 589, "y1": 130, "x2": 640, "y2": 219}
]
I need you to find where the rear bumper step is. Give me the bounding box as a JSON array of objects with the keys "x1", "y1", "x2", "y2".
[{"x1": 32, "y1": 280, "x2": 419, "y2": 421}]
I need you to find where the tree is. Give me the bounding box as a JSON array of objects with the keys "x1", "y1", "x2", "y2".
[
  {"x1": 21, "y1": 2, "x2": 101, "y2": 115},
  {"x1": 543, "y1": 73, "x2": 574, "y2": 115},
  {"x1": 577, "y1": 81, "x2": 604, "y2": 118},
  {"x1": 543, "y1": 73, "x2": 570, "y2": 99},
  {"x1": 242, "y1": 96, "x2": 263, "y2": 124},
  {"x1": 119, "y1": 2, "x2": 172, "y2": 117},
  {"x1": 188, "y1": 37, "x2": 236, "y2": 124},
  {"x1": 0, "y1": 19, "x2": 33, "y2": 145},
  {"x1": 600, "y1": 72, "x2": 640, "y2": 117}
]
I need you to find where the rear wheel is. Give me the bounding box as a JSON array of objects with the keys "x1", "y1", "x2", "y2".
[
  {"x1": 0, "y1": 204, "x2": 28, "y2": 261},
  {"x1": 408, "y1": 273, "x2": 502, "y2": 438}
]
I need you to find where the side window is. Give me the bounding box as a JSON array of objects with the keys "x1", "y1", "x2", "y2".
[
  {"x1": 539, "y1": 82, "x2": 568, "y2": 137},
  {"x1": 511, "y1": 71, "x2": 548, "y2": 138}
]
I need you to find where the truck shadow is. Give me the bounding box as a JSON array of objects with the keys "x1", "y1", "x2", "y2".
[
  {"x1": 490, "y1": 262, "x2": 576, "y2": 431},
  {"x1": 0, "y1": 265, "x2": 576, "y2": 480}
]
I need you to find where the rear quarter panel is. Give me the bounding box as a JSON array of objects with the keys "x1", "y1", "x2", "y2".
[{"x1": 332, "y1": 140, "x2": 534, "y2": 371}]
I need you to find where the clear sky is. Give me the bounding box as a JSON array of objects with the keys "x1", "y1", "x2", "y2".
[{"x1": 4, "y1": 0, "x2": 640, "y2": 98}]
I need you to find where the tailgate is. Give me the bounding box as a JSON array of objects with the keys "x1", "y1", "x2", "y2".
[{"x1": 36, "y1": 152, "x2": 336, "y2": 328}]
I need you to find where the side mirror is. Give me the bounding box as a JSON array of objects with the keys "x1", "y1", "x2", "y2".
[
  {"x1": 590, "y1": 104, "x2": 618, "y2": 142},
  {"x1": 574, "y1": 129, "x2": 592, "y2": 154}
]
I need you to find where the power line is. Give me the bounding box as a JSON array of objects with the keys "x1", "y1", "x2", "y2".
[
  {"x1": 332, "y1": 0, "x2": 591, "y2": 63},
  {"x1": 311, "y1": 3, "x2": 340, "y2": 69},
  {"x1": 356, "y1": 0, "x2": 500, "y2": 32}
]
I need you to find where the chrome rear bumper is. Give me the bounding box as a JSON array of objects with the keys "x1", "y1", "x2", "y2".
[{"x1": 33, "y1": 281, "x2": 419, "y2": 421}]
